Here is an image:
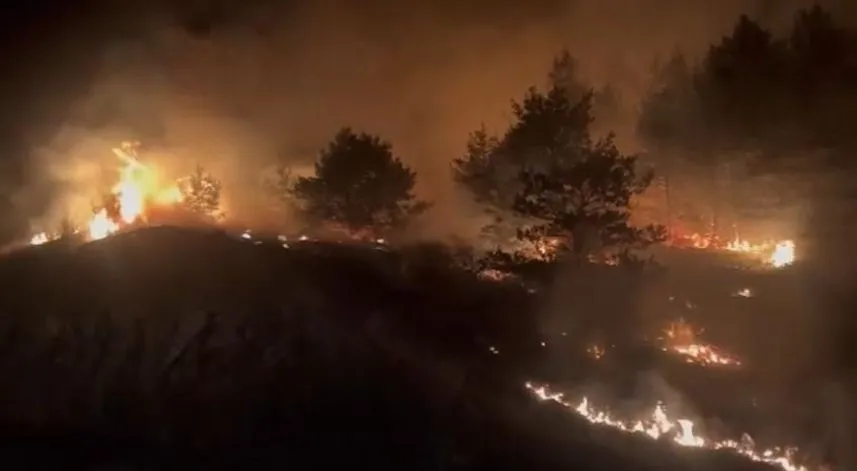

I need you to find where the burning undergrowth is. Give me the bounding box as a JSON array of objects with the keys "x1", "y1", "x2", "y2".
[
  {"x1": 671, "y1": 232, "x2": 797, "y2": 269},
  {"x1": 659, "y1": 318, "x2": 742, "y2": 368},
  {"x1": 526, "y1": 381, "x2": 811, "y2": 471},
  {"x1": 523, "y1": 252, "x2": 833, "y2": 470},
  {"x1": 527, "y1": 323, "x2": 820, "y2": 470},
  {"x1": 28, "y1": 141, "x2": 218, "y2": 246}
]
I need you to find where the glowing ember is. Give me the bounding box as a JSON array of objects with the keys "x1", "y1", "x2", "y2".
[
  {"x1": 586, "y1": 344, "x2": 606, "y2": 360},
  {"x1": 661, "y1": 319, "x2": 741, "y2": 367},
  {"x1": 526, "y1": 382, "x2": 811, "y2": 471}
]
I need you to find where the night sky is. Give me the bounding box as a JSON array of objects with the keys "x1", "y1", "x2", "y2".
[{"x1": 0, "y1": 0, "x2": 109, "y2": 180}]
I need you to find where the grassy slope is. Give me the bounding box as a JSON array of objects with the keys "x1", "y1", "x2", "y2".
[{"x1": 0, "y1": 227, "x2": 777, "y2": 470}]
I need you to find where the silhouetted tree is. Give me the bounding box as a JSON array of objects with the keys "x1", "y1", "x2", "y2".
[
  {"x1": 454, "y1": 51, "x2": 599, "y2": 196},
  {"x1": 451, "y1": 125, "x2": 517, "y2": 243},
  {"x1": 509, "y1": 89, "x2": 665, "y2": 260},
  {"x1": 593, "y1": 83, "x2": 622, "y2": 127},
  {"x1": 454, "y1": 50, "x2": 666, "y2": 260},
  {"x1": 698, "y1": 15, "x2": 792, "y2": 154},
  {"x1": 179, "y1": 164, "x2": 223, "y2": 221},
  {"x1": 451, "y1": 125, "x2": 501, "y2": 207},
  {"x1": 455, "y1": 86, "x2": 595, "y2": 208},
  {"x1": 786, "y1": 5, "x2": 857, "y2": 152},
  {"x1": 263, "y1": 162, "x2": 297, "y2": 217},
  {"x1": 268, "y1": 163, "x2": 293, "y2": 199},
  {"x1": 291, "y1": 128, "x2": 430, "y2": 237},
  {"x1": 550, "y1": 50, "x2": 624, "y2": 135},
  {"x1": 637, "y1": 52, "x2": 717, "y2": 236},
  {"x1": 637, "y1": 7, "x2": 857, "y2": 238},
  {"x1": 638, "y1": 52, "x2": 702, "y2": 154},
  {"x1": 457, "y1": 54, "x2": 664, "y2": 261},
  {"x1": 548, "y1": 49, "x2": 590, "y2": 104},
  {"x1": 640, "y1": 7, "x2": 857, "y2": 160}
]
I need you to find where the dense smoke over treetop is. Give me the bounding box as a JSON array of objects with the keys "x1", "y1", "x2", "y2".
[{"x1": 2, "y1": 0, "x2": 848, "y2": 239}]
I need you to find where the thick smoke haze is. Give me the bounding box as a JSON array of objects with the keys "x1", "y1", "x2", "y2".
[{"x1": 6, "y1": 0, "x2": 845, "y2": 238}]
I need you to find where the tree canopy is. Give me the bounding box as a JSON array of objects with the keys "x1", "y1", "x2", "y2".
[
  {"x1": 509, "y1": 89, "x2": 665, "y2": 260},
  {"x1": 262, "y1": 162, "x2": 297, "y2": 221},
  {"x1": 636, "y1": 6, "x2": 857, "y2": 240},
  {"x1": 291, "y1": 128, "x2": 430, "y2": 237},
  {"x1": 179, "y1": 164, "x2": 223, "y2": 221},
  {"x1": 454, "y1": 51, "x2": 665, "y2": 261},
  {"x1": 639, "y1": 6, "x2": 857, "y2": 162}
]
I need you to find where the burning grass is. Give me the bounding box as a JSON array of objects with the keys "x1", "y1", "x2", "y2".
[
  {"x1": 527, "y1": 382, "x2": 811, "y2": 471},
  {"x1": 660, "y1": 318, "x2": 743, "y2": 368},
  {"x1": 670, "y1": 233, "x2": 797, "y2": 269}
]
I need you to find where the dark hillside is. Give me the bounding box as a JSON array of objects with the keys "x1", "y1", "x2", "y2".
[{"x1": 0, "y1": 227, "x2": 783, "y2": 470}]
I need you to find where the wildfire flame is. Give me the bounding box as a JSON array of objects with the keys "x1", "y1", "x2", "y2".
[
  {"x1": 725, "y1": 239, "x2": 752, "y2": 252},
  {"x1": 725, "y1": 237, "x2": 796, "y2": 268},
  {"x1": 769, "y1": 240, "x2": 795, "y2": 268},
  {"x1": 88, "y1": 209, "x2": 120, "y2": 241},
  {"x1": 661, "y1": 319, "x2": 741, "y2": 367},
  {"x1": 28, "y1": 142, "x2": 184, "y2": 245},
  {"x1": 29, "y1": 233, "x2": 51, "y2": 246},
  {"x1": 526, "y1": 382, "x2": 811, "y2": 471},
  {"x1": 108, "y1": 144, "x2": 183, "y2": 225},
  {"x1": 673, "y1": 233, "x2": 796, "y2": 268}
]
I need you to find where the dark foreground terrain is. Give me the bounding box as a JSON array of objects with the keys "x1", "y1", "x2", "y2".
[{"x1": 0, "y1": 227, "x2": 803, "y2": 470}]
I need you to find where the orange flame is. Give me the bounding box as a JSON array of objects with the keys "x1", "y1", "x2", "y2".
[
  {"x1": 88, "y1": 209, "x2": 120, "y2": 241},
  {"x1": 661, "y1": 319, "x2": 742, "y2": 367},
  {"x1": 27, "y1": 143, "x2": 185, "y2": 246},
  {"x1": 526, "y1": 382, "x2": 811, "y2": 471},
  {"x1": 107, "y1": 144, "x2": 183, "y2": 228},
  {"x1": 29, "y1": 233, "x2": 51, "y2": 246},
  {"x1": 673, "y1": 233, "x2": 797, "y2": 269}
]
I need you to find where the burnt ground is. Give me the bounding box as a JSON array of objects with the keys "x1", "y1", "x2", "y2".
[{"x1": 0, "y1": 226, "x2": 819, "y2": 470}]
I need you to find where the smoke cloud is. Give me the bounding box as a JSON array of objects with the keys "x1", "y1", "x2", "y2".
[{"x1": 7, "y1": 0, "x2": 847, "y2": 239}]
